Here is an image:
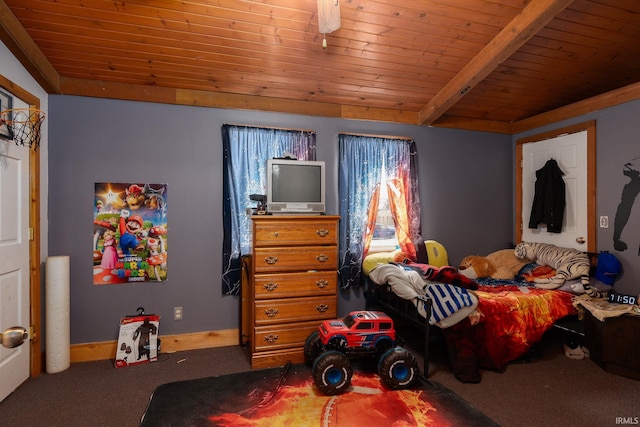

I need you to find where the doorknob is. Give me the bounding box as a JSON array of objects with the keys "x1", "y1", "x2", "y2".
[
  {"x1": 576, "y1": 237, "x2": 586, "y2": 244},
  {"x1": 1, "y1": 326, "x2": 28, "y2": 349}
]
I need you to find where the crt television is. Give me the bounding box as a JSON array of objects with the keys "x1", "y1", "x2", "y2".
[{"x1": 266, "y1": 158, "x2": 325, "y2": 214}]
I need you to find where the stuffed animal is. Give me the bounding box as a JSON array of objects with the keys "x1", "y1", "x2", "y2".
[
  {"x1": 514, "y1": 241, "x2": 589, "y2": 289},
  {"x1": 458, "y1": 255, "x2": 507, "y2": 280},
  {"x1": 458, "y1": 249, "x2": 531, "y2": 280},
  {"x1": 514, "y1": 242, "x2": 606, "y2": 298}
]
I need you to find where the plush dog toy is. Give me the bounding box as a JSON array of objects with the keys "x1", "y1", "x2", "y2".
[{"x1": 458, "y1": 249, "x2": 531, "y2": 280}]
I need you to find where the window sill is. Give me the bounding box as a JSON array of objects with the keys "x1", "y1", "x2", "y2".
[{"x1": 368, "y1": 239, "x2": 399, "y2": 254}]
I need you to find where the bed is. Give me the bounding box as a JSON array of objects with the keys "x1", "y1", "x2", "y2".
[{"x1": 363, "y1": 246, "x2": 603, "y2": 383}]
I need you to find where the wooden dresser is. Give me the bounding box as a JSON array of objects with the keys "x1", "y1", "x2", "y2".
[{"x1": 241, "y1": 215, "x2": 340, "y2": 369}]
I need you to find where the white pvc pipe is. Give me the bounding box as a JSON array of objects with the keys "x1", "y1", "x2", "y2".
[{"x1": 45, "y1": 256, "x2": 70, "y2": 373}]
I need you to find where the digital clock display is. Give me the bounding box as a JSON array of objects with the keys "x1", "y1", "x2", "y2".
[{"x1": 608, "y1": 292, "x2": 638, "y2": 305}]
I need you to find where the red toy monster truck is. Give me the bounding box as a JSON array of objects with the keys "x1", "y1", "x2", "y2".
[{"x1": 304, "y1": 310, "x2": 419, "y2": 395}]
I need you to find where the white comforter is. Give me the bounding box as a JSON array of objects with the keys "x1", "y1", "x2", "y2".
[{"x1": 368, "y1": 263, "x2": 478, "y2": 328}]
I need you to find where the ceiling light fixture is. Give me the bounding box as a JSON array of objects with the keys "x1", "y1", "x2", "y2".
[{"x1": 317, "y1": 0, "x2": 340, "y2": 49}]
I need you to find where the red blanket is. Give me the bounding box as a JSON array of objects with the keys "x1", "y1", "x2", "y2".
[{"x1": 442, "y1": 285, "x2": 576, "y2": 383}]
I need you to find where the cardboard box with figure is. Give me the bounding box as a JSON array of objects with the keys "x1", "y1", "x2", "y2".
[{"x1": 115, "y1": 314, "x2": 160, "y2": 368}]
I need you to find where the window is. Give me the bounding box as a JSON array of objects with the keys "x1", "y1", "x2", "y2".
[
  {"x1": 379, "y1": 322, "x2": 392, "y2": 331},
  {"x1": 338, "y1": 134, "x2": 422, "y2": 288},
  {"x1": 369, "y1": 168, "x2": 399, "y2": 253},
  {"x1": 356, "y1": 322, "x2": 373, "y2": 330}
]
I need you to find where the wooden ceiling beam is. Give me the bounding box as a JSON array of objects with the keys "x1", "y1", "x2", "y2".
[
  {"x1": 512, "y1": 81, "x2": 640, "y2": 134},
  {"x1": 418, "y1": 0, "x2": 574, "y2": 126},
  {"x1": 0, "y1": 0, "x2": 60, "y2": 93}
]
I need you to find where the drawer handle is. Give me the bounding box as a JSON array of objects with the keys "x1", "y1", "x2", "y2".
[
  {"x1": 316, "y1": 254, "x2": 329, "y2": 262},
  {"x1": 273, "y1": 232, "x2": 279, "y2": 237},
  {"x1": 264, "y1": 334, "x2": 279, "y2": 344},
  {"x1": 315, "y1": 279, "x2": 328, "y2": 288},
  {"x1": 264, "y1": 256, "x2": 278, "y2": 265},
  {"x1": 263, "y1": 282, "x2": 278, "y2": 292},
  {"x1": 264, "y1": 308, "x2": 279, "y2": 317},
  {"x1": 316, "y1": 304, "x2": 329, "y2": 313},
  {"x1": 316, "y1": 228, "x2": 329, "y2": 238}
]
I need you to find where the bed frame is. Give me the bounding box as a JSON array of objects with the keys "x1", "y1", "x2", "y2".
[
  {"x1": 364, "y1": 263, "x2": 599, "y2": 380},
  {"x1": 365, "y1": 277, "x2": 433, "y2": 377}
]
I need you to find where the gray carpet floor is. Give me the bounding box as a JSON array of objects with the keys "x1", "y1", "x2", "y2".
[{"x1": 0, "y1": 329, "x2": 638, "y2": 426}]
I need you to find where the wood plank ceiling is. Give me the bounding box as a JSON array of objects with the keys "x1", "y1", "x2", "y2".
[{"x1": 1, "y1": 0, "x2": 640, "y2": 133}]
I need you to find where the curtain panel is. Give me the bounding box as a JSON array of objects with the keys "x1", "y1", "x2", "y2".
[
  {"x1": 221, "y1": 125, "x2": 316, "y2": 295},
  {"x1": 338, "y1": 134, "x2": 421, "y2": 289}
]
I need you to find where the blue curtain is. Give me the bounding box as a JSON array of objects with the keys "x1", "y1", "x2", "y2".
[
  {"x1": 221, "y1": 125, "x2": 316, "y2": 295},
  {"x1": 338, "y1": 134, "x2": 421, "y2": 288}
]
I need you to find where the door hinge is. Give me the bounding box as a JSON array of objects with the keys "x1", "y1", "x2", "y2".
[{"x1": 29, "y1": 227, "x2": 34, "y2": 241}]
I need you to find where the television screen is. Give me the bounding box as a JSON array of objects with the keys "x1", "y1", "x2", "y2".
[{"x1": 266, "y1": 159, "x2": 325, "y2": 214}]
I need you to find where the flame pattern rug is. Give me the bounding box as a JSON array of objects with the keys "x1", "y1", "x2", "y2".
[{"x1": 140, "y1": 362, "x2": 498, "y2": 426}]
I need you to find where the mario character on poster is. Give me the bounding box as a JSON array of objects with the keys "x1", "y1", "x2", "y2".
[{"x1": 93, "y1": 182, "x2": 168, "y2": 285}]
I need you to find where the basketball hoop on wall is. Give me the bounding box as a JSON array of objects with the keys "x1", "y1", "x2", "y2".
[{"x1": 0, "y1": 108, "x2": 46, "y2": 150}]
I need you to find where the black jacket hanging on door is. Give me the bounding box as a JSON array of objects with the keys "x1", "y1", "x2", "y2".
[{"x1": 528, "y1": 159, "x2": 565, "y2": 233}]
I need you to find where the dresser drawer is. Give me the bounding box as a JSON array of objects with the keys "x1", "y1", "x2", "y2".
[
  {"x1": 253, "y1": 321, "x2": 321, "y2": 352},
  {"x1": 253, "y1": 218, "x2": 338, "y2": 246},
  {"x1": 246, "y1": 215, "x2": 340, "y2": 369},
  {"x1": 254, "y1": 271, "x2": 337, "y2": 299},
  {"x1": 253, "y1": 246, "x2": 337, "y2": 273},
  {"x1": 254, "y1": 296, "x2": 336, "y2": 325}
]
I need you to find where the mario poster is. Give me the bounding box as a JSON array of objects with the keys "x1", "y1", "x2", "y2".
[{"x1": 93, "y1": 182, "x2": 168, "y2": 285}]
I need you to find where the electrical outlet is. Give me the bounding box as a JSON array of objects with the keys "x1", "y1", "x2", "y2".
[
  {"x1": 600, "y1": 216, "x2": 609, "y2": 228},
  {"x1": 174, "y1": 306, "x2": 183, "y2": 320}
]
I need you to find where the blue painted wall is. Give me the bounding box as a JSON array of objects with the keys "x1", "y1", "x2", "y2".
[
  {"x1": 514, "y1": 99, "x2": 640, "y2": 298},
  {"x1": 49, "y1": 94, "x2": 640, "y2": 345},
  {"x1": 48, "y1": 96, "x2": 513, "y2": 343}
]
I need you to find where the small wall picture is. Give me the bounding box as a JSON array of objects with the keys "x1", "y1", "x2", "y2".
[
  {"x1": 93, "y1": 182, "x2": 168, "y2": 285},
  {"x1": 0, "y1": 89, "x2": 14, "y2": 140}
]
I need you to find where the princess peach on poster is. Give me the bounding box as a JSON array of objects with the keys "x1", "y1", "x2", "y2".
[{"x1": 100, "y1": 229, "x2": 118, "y2": 269}]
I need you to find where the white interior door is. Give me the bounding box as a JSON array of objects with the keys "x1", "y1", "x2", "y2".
[
  {"x1": 521, "y1": 130, "x2": 588, "y2": 250},
  {"x1": 0, "y1": 102, "x2": 31, "y2": 402}
]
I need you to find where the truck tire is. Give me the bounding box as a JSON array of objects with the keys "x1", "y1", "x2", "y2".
[
  {"x1": 303, "y1": 331, "x2": 323, "y2": 366},
  {"x1": 378, "y1": 347, "x2": 418, "y2": 390},
  {"x1": 375, "y1": 338, "x2": 393, "y2": 356},
  {"x1": 312, "y1": 351, "x2": 353, "y2": 395}
]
